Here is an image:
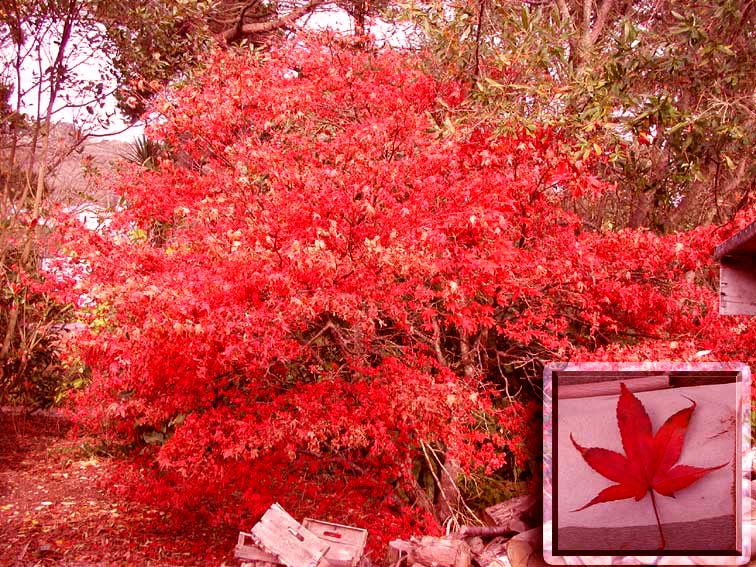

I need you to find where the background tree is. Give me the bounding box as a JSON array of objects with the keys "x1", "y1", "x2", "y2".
[
  {"x1": 0, "y1": 0, "x2": 216, "y2": 405},
  {"x1": 402, "y1": 0, "x2": 756, "y2": 232},
  {"x1": 117, "y1": 0, "x2": 396, "y2": 114},
  {"x1": 0, "y1": 0, "x2": 88, "y2": 405},
  {"x1": 212, "y1": 0, "x2": 395, "y2": 45}
]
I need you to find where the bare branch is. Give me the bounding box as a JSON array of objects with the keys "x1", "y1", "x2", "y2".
[
  {"x1": 472, "y1": 0, "x2": 486, "y2": 78},
  {"x1": 581, "y1": 0, "x2": 592, "y2": 40},
  {"x1": 456, "y1": 524, "x2": 513, "y2": 538},
  {"x1": 296, "y1": 448, "x2": 366, "y2": 475},
  {"x1": 431, "y1": 317, "x2": 447, "y2": 367},
  {"x1": 224, "y1": 0, "x2": 261, "y2": 44},
  {"x1": 222, "y1": 0, "x2": 326, "y2": 43},
  {"x1": 555, "y1": 0, "x2": 573, "y2": 29},
  {"x1": 588, "y1": 0, "x2": 615, "y2": 47}
]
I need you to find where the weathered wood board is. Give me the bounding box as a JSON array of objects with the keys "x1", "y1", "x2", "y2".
[
  {"x1": 482, "y1": 494, "x2": 538, "y2": 533},
  {"x1": 555, "y1": 375, "x2": 668, "y2": 399},
  {"x1": 302, "y1": 518, "x2": 367, "y2": 567},
  {"x1": 251, "y1": 503, "x2": 330, "y2": 567},
  {"x1": 387, "y1": 537, "x2": 471, "y2": 567},
  {"x1": 235, "y1": 532, "x2": 281, "y2": 563},
  {"x1": 555, "y1": 381, "x2": 740, "y2": 553},
  {"x1": 720, "y1": 256, "x2": 756, "y2": 315}
]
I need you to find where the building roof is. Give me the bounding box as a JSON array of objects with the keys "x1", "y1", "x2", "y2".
[{"x1": 713, "y1": 220, "x2": 756, "y2": 259}]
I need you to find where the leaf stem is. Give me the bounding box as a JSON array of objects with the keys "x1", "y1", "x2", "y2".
[{"x1": 649, "y1": 489, "x2": 665, "y2": 549}]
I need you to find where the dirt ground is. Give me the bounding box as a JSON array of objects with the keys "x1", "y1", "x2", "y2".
[{"x1": 0, "y1": 409, "x2": 235, "y2": 566}]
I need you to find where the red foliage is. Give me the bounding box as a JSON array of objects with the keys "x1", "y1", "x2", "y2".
[{"x1": 51, "y1": 36, "x2": 756, "y2": 551}]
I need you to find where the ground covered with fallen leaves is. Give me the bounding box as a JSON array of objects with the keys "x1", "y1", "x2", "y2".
[{"x1": 0, "y1": 409, "x2": 235, "y2": 566}]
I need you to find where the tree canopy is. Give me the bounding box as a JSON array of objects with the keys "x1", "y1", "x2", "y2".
[{"x1": 405, "y1": 0, "x2": 756, "y2": 232}]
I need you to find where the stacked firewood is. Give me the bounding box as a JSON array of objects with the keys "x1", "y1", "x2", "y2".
[{"x1": 387, "y1": 495, "x2": 542, "y2": 567}]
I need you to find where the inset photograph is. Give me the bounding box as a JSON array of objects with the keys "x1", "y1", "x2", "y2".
[{"x1": 548, "y1": 365, "x2": 746, "y2": 558}]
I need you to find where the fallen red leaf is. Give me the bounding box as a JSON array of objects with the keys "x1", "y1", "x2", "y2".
[{"x1": 570, "y1": 382, "x2": 728, "y2": 549}]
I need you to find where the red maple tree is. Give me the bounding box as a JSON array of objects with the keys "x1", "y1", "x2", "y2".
[{"x1": 51, "y1": 36, "x2": 756, "y2": 549}]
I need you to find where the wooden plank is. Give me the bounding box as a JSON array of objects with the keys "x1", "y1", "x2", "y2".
[
  {"x1": 482, "y1": 495, "x2": 538, "y2": 530},
  {"x1": 669, "y1": 373, "x2": 739, "y2": 387},
  {"x1": 236, "y1": 532, "x2": 282, "y2": 563},
  {"x1": 555, "y1": 382, "x2": 740, "y2": 554},
  {"x1": 720, "y1": 257, "x2": 756, "y2": 315},
  {"x1": 556, "y1": 375, "x2": 668, "y2": 399},
  {"x1": 476, "y1": 537, "x2": 508, "y2": 567},
  {"x1": 251, "y1": 503, "x2": 329, "y2": 567},
  {"x1": 554, "y1": 371, "x2": 666, "y2": 386},
  {"x1": 556, "y1": 514, "x2": 737, "y2": 551},
  {"x1": 556, "y1": 371, "x2": 739, "y2": 388},
  {"x1": 387, "y1": 540, "x2": 413, "y2": 566},
  {"x1": 302, "y1": 519, "x2": 367, "y2": 567},
  {"x1": 393, "y1": 537, "x2": 471, "y2": 567}
]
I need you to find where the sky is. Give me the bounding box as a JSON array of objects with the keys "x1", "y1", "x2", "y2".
[{"x1": 5, "y1": 7, "x2": 413, "y2": 144}]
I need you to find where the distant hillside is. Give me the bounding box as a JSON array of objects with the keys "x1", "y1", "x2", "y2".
[{"x1": 44, "y1": 123, "x2": 132, "y2": 208}]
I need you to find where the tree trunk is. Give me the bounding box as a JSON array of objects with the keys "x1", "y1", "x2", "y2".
[{"x1": 435, "y1": 454, "x2": 462, "y2": 524}]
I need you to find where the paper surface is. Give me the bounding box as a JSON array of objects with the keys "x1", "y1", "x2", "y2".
[{"x1": 556, "y1": 383, "x2": 737, "y2": 531}]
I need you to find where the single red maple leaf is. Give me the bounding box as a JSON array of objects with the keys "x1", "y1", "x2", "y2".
[{"x1": 570, "y1": 382, "x2": 728, "y2": 549}]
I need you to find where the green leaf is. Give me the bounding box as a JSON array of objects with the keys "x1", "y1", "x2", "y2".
[
  {"x1": 717, "y1": 44, "x2": 735, "y2": 56},
  {"x1": 521, "y1": 6, "x2": 529, "y2": 29},
  {"x1": 668, "y1": 122, "x2": 688, "y2": 135}
]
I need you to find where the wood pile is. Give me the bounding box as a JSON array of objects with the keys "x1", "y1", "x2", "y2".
[
  {"x1": 233, "y1": 442, "x2": 756, "y2": 566},
  {"x1": 387, "y1": 495, "x2": 542, "y2": 567},
  {"x1": 234, "y1": 495, "x2": 541, "y2": 567}
]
